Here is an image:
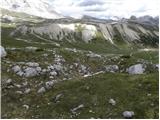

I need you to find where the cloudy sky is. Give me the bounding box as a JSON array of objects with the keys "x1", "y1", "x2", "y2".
[{"x1": 49, "y1": 0, "x2": 159, "y2": 19}]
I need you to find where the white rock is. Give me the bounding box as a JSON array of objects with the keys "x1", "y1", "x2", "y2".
[
  {"x1": 128, "y1": 64, "x2": 145, "y2": 74},
  {"x1": 0, "y1": 46, "x2": 7, "y2": 57},
  {"x1": 36, "y1": 67, "x2": 42, "y2": 72},
  {"x1": 6, "y1": 79, "x2": 12, "y2": 84},
  {"x1": 49, "y1": 76, "x2": 54, "y2": 79},
  {"x1": 54, "y1": 93, "x2": 63, "y2": 102},
  {"x1": 123, "y1": 111, "x2": 134, "y2": 118},
  {"x1": 50, "y1": 71, "x2": 57, "y2": 76},
  {"x1": 37, "y1": 87, "x2": 46, "y2": 93},
  {"x1": 12, "y1": 65, "x2": 21, "y2": 73},
  {"x1": 87, "y1": 53, "x2": 101, "y2": 58},
  {"x1": 42, "y1": 69, "x2": 47, "y2": 73},
  {"x1": 45, "y1": 80, "x2": 55, "y2": 89},
  {"x1": 155, "y1": 64, "x2": 159, "y2": 68},
  {"x1": 15, "y1": 91, "x2": 23, "y2": 94},
  {"x1": 24, "y1": 67, "x2": 38, "y2": 77},
  {"x1": 109, "y1": 98, "x2": 116, "y2": 105},
  {"x1": 14, "y1": 84, "x2": 21, "y2": 88},
  {"x1": 24, "y1": 88, "x2": 31, "y2": 94},
  {"x1": 16, "y1": 71, "x2": 24, "y2": 76},
  {"x1": 23, "y1": 104, "x2": 29, "y2": 110},
  {"x1": 26, "y1": 62, "x2": 39, "y2": 67},
  {"x1": 105, "y1": 65, "x2": 119, "y2": 73},
  {"x1": 71, "y1": 104, "x2": 84, "y2": 113},
  {"x1": 25, "y1": 47, "x2": 38, "y2": 51},
  {"x1": 53, "y1": 64, "x2": 63, "y2": 71},
  {"x1": 22, "y1": 81, "x2": 28, "y2": 86}
]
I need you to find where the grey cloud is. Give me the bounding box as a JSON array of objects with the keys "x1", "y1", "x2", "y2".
[
  {"x1": 78, "y1": 0, "x2": 105, "y2": 6},
  {"x1": 85, "y1": 7, "x2": 107, "y2": 12}
]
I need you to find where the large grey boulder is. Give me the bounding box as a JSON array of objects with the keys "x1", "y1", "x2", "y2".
[
  {"x1": 0, "y1": 46, "x2": 7, "y2": 57},
  {"x1": 127, "y1": 64, "x2": 145, "y2": 74},
  {"x1": 105, "y1": 65, "x2": 119, "y2": 73},
  {"x1": 24, "y1": 67, "x2": 39, "y2": 77}
]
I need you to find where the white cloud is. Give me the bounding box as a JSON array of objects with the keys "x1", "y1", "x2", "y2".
[{"x1": 50, "y1": 0, "x2": 159, "y2": 19}]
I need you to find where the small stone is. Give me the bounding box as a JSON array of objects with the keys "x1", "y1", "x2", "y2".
[
  {"x1": 105, "y1": 65, "x2": 119, "y2": 73},
  {"x1": 50, "y1": 71, "x2": 57, "y2": 76},
  {"x1": 22, "y1": 81, "x2": 28, "y2": 86},
  {"x1": 49, "y1": 76, "x2": 54, "y2": 79},
  {"x1": 12, "y1": 65, "x2": 21, "y2": 73},
  {"x1": 14, "y1": 84, "x2": 21, "y2": 88},
  {"x1": 54, "y1": 93, "x2": 63, "y2": 102},
  {"x1": 109, "y1": 98, "x2": 116, "y2": 106},
  {"x1": 16, "y1": 71, "x2": 24, "y2": 76},
  {"x1": 24, "y1": 88, "x2": 31, "y2": 94},
  {"x1": 45, "y1": 81, "x2": 54, "y2": 89},
  {"x1": 89, "y1": 110, "x2": 94, "y2": 113},
  {"x1": 122, "y1": 111, "x2": 134, "y2": 118},
  {"x1": 36, "y1": 67, "x2": 42, "y2": 72},
  {"x1": 150, "y1": 103, "x2": 154, "y2": 106},
  {"x1": 71, "y1": 104, "x2": 84, "y2": 114},
  {"x1": 23, "y1": 104, "x2": 29, "y2": 110},
  {"x1": 15, "y1": 91, "x2": 23, "y2": 94},
  {"x1": 26, "y1": 62, "x2": 39, "y2": 67},
  {"x1": 6, "y1": 79, "x2": 12, "y2": 84},
  {"x1": 37, "y1": 87, "x2": 46, "y2": 93}
]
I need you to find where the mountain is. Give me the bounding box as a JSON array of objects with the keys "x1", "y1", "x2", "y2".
[
  {"x1": 6, "y1": 14, "x2": 158, "y2": 48},
  {"x1": 1, "y1": 0, "x2": 64, "y2": 19}
]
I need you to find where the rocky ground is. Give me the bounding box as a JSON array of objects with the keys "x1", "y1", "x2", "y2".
[{"x1": 1, "y1": 45, "x2": 159, "y2": 119}]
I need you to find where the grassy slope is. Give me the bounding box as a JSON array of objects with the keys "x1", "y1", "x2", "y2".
[
  {"x1": 1, "y1": 23, "x2": 159, "y2": 119},
  {"x1": 2, "y1": 72, "x2": 159, "y2": 119}
]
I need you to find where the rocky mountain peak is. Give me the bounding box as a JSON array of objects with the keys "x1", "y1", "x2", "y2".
[{"x1": 1, "y1": 0, "x2": 64, "y2": 19}]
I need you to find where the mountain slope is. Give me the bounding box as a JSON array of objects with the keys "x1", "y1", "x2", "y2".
[
  {"x1": 8, "y1": 17, "x2": 159, "y2": 48},
  {"x1": 1, "y1": 6, "x2": 159, "y2": 119}
]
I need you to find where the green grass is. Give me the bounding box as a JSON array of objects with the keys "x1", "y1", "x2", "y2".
[{"x1": 2, "y1": 73, "x2": 158, "y2": 119}]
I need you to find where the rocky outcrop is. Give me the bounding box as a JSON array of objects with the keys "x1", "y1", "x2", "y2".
[{"x1": 11, "y1": 17, "x2": 158, "y2": 46}]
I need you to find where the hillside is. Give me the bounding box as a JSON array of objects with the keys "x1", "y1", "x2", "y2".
[{"x1": 1, "y1": 6, "x2": 159, "y2": 119}]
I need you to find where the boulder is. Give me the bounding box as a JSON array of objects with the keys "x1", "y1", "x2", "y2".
[
  {"x1": 127, "y1": 64, "x2": 145, "y2": 74},
  {"x1": 122, "y1": 111, "x2": 134, "y2": 118},
  {"x1": 0, "y1": 46, "x2": 7, "y2": 57},
  {"x1": 24, "y1": 67, "x2": 39, "y2": 77}
]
